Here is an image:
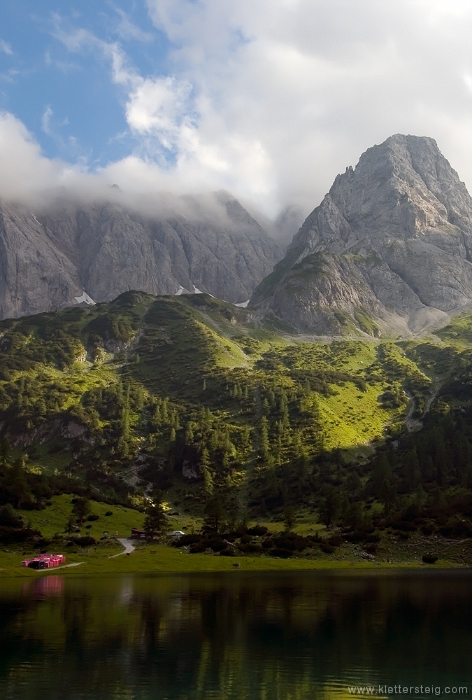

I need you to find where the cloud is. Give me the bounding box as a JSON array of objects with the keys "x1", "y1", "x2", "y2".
[
  {"x1": 141, "y1": 0, "x2": 472, "y2": 215},
  {"x1": 111, "y1": 6, "x2": 154, "y2": 43},
  {"x1": 0, "y1": 111, "x2": 84, "y2": 202},
  {"x1": 2, "y1": 0, "x2": 472, "y2": 224},
  {"x1": 41, "y1": 105, "x2": 53, "y2": 135},
  {"x1": 0, "y1": 39, "x2": 13, "y2": 55}
]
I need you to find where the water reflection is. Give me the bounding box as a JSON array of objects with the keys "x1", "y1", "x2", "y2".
[{"x1": 0, "y1": 571, "x2": 471, "y2": 699}]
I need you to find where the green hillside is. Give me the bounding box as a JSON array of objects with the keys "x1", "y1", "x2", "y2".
[{"x1": 1, "y1": 293, "x2": 472, "y2": 558}]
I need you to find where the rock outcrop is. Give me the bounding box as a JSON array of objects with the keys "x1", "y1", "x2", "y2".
[
  {"x1": 0, "y1": 190, "x2": 281, "y2": 319},
  {"x1": 251, "y1": 135, "x2": 472, "y2": 335}
]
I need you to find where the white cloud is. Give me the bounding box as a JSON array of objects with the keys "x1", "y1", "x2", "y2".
[
  {"x1": 2, "y1": 1, "x2": 472, "y2": 222},
  {"x1": 0, "y1": 39, "x2": 13, "y2": 55},
  {"x1": 0, "y1": 112, "x2": 85, "y2": 201},
  {"x1": 41, "y1": 105, "x2": 53, "y2": 135},
  {"x1": 112, "y1": 6, "x2": 154, "y2": 43},
  {"x1": 126, "y1": 76, "x2": 191, "y2": 137}
]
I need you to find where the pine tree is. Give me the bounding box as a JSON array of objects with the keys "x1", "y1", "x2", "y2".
[
  {"x1": 283, "y1": 505, "x2": 296, "y2": 532},
  {"x1": 203, "y1": 496, "x2": 224, "y2": 533},
  {"x1": 9, "y1": 456, "x2": 32, "y2": 509},
  {"x1": 259, "y1": 416, "x2": 270, "y2": 463},
  {"x1": 71, "y1": 497, "x2": 90, "y2": 525},
  {"x1": 143, "y1": 496, "x2": 169, "y2": 539},
  {"x1": 0, "y1": 436, "x2": 10, "y2": 465},
  {"x1": 200, "y1": 447, "x2": 213, "y2": 495}
]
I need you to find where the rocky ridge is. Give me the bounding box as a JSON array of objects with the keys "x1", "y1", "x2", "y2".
[
  {"x1": 251, "y1": 134, "x2": 472, "y2": 335},
  {"x1": 0, "y1": 190, "x2": 281, "y2": 320}
]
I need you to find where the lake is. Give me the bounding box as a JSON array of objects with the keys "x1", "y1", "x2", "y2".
[{"x1": 0, "y1": 570, "x2": 471, "y2": 699}]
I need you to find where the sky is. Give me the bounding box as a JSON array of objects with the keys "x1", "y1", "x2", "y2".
[{"x1": 0, "y1": 0, "x2": 471, "y2": 221}]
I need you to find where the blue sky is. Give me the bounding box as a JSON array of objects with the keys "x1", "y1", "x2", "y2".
[
  {"x1": 0, "y1": 1, "x2": 172, "y2": 166},
  {"x1": 1, "y1": 0, "x2": 471, "y2": 217}
]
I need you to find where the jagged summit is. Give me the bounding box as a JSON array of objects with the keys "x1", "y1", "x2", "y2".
[{"x1": 251, "y1": 135, "x2": 472, "y2": 335}]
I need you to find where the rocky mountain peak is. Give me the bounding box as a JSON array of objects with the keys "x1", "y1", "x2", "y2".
[
  {"x1": 0, "y1": 191, "x2": 282, "y2": 320},
  {"x1": 252, "y1": 135, "x2": 472, "y2": 335}
]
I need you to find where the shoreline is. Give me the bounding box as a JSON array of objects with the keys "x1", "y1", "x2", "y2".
[{"x1": 1, "y1": 544, "x2": 468, "y2": 579}]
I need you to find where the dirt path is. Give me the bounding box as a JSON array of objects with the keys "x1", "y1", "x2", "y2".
[{"x1": 108, "y1": 538, "x2": 136, "y2": 558}]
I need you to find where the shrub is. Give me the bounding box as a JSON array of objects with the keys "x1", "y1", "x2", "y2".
[
  {"x1": 238, "y1": 543, "x2": 263, "y2": 554},
  {"x1": 220, "y1": 548, "x2": 235, "y2": 556},
  {"x1": 0, "y1": 526, "x2": 40, "y2": 544},
  {"x1": 438, "y1": 516, "x2": 472, "y2": 539},
  {"x1": 172, "y1": 534, "x2": 202, "y2": 547},
  {"x1": 270, "y1": 547, "x2": 293, "y2": 558},
  {"x1": 422, "y1": 554, "x2": 438, "y2": 564},
  {"x1": 68, "y1": 536, "x2": 96, "y2": 547},
  {"x1": 247, "y1": 525, "x2": 268, "y2": 536},
  {"x1": 87, "y1": 514, "x2": 99, "y2": 521},
  {"x1": 206, "y1": 537, "x2": 226, "y2": 552},
  {"x1": 320, "y1": 543, "x2": 335, "y2": 554},
  {"x1": 273, "y1": 536, "x2": 295, "y2": 551},
  {"x1": 327, "y1": 535, "x2": 343, "y2": 547},
  {"x1": 189, "y1": 542, "x2": 208, "y2": 554},
  {"x1": 105, "y1": 511, "x2": 113, "y2": 516},
  {"x1": 0, "y1": 504, "x2": 23, "y2": 529},
  {"x1": 422, "y1": 524, "x2": 436, "y2": 536}
]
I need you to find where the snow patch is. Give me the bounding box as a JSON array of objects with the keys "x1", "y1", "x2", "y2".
[
  {"x1": 175, "y1": 285, "x2": 185, "y2": 296},
  {"x1": 74, "y1": 290, "x2": 96, "y2": 305},
  {"x1": 234, "y1": 300, "x2": 250, "y2": 308},
  {"x1": 31, "y1": 213, "x2": 42, "y2": 227},
  {"x1": 193, "y1": 285, "x2": 203, "y2": 294}
]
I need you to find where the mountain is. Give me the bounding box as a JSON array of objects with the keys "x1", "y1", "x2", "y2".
[
  {"x1": 0, "y1": 190, "x2": 281, "y2": 320},
  {"x1": 251, "y1": 135, "x2": 472, "y2": 335}
]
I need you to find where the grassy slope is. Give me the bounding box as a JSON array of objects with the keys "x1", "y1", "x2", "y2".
[{"x1": 3, "y1": 294, "x2": 472, "y2": 578}]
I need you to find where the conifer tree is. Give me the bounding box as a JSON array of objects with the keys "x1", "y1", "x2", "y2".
[
  {"x1": 143, "y1": 493, "x2": 169, "y2": 539},
  {"x1": 200, "y1": 447, "x2": 213, "y2": 495},
  {"x1": 259, "y1": 416, "x2": 270, "y2": 463}
]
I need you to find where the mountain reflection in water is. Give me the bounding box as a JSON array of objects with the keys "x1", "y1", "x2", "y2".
[{"x1": 0, "y1": 571, "x2": 471, "y2": 699}]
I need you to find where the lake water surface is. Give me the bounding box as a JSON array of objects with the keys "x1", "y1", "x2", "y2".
[{"x1": 0, "y1": 570, "x2": 471, "y2": 699}]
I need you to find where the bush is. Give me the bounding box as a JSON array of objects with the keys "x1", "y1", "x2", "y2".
[
  {"x1": 0, "y1": 526, "x2": 40, "y2": 544},
  {"x1": 172, "y1": 534, "x2": 202, "y2": 547},
  {"x1": 189, "y1": 542, "x2": 208, "y2": 554},
  {"x1": 238, "y1": 543, "x2": 263, "y2": 554},
  {"x1": 68, "y1": 536, "x2": 96, "y2": 547},
  {"x1": 247, "y1": 525, "x2": 268, "y2": 536},
  {"x1": 327, "y1": 535, "x2": 343, "y2": 547},
  {"x1": 206, "y1": 537, "x2": 226, "y2": 552},
  {"x1": 87, "y1": 514, "x2": 99, "y2": 521},
  {"x1": 273, "y1": 536, "x2": 295, "y2": 551},
  {"x1": 438, "y1": 516, "x2": 472, "y2": 539},
  {"x1": 0, "y1": 505, "x2": 23, "y2": 529},
  {"x1": 219, "y1": 548, "x2": 235, "y2": 556},
  {"x1": 105, "y1": 511, "x2": 113, "y2": 516},
  {"x1": 270, "y1": 547, "x2": 293, "y2": 558},
  {"x1": 422, "y1": 524, "x2": 436, "y2": 536},
  {"x1": 320, "y1": 542, "x2": 335, "y2": 554},
  {"x1": 422, "y1": 554, "x2": 438, "y2": 564}
]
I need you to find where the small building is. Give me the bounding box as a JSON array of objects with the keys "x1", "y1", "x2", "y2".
[
  {"x1": 22, "y1": 554, "x2": 66, "y2": 569},
  {"x1": 130, "y1": 528, "x2": 146, "y2": 540}
]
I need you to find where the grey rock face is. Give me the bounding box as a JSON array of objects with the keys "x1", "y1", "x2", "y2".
[
  {"x1": 251, "y1": 134, "x2": 472, "y2": 335},
  {"x1": 0, "y1": 191, "x2": 281, "y2": 319}
]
